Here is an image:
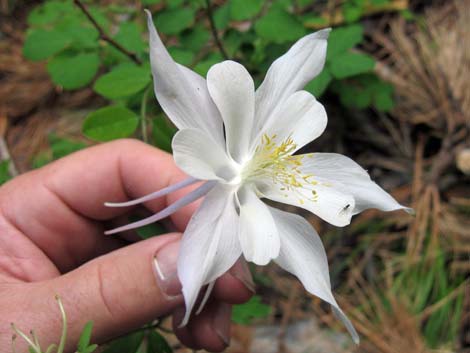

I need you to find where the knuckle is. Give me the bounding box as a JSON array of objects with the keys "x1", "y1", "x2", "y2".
[{"x1": 94, "y1": 262, "x2": 123, "y2": 320}]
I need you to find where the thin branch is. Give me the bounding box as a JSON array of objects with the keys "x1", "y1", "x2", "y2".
[
  {"x1": 205, "y1": 0, "x2": 229, "y2": 60},
  {"x1": 0, "y1": 116, "x2": 18, "y2": 177},
  {"x1": 73, "y1": 0, "x2": 142, "y2": 65}
]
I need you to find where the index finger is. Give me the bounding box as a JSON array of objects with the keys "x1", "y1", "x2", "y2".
[
  {"x1": 43, "y1": 139, "x2": 195, "y2": 228},
  {"x1": 0, "y1": 139, "x2": 196, "y2": 273}
]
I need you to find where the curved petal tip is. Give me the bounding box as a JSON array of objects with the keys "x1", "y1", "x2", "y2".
[
  {"x1": 316, "y1": 27, "x2": 331, "y2": 39},
  {"x1": 144, "y1": 8, "x2": 152, "y2": 19}
]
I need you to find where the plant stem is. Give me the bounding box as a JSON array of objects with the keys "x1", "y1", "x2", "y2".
[
  {"x1": 140, "y1": 85, "x2": 151, "y2": 143},
  {"x1": 55, "y1": 296, "x2": 67, "y2": 353},
  {"x1": 73, "y1": 0, "x2": 142, "y2": 65},
  {"x1": 10, "y1": 324, "x2": 40, "y2": 353},
  {"x1": 205, "y1": 0, "x2": 229, "y2": 60}
]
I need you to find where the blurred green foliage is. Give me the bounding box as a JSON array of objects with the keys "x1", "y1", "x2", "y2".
[
  {"x1": 0, "y1": 161, "x2": 11, "y2": 185},
  {"x1": 232, "y1": 295, "x2": 272, "y2": 325},
  {"x1": 22, "y1": 0, "x2": 396, "y2": 148}
]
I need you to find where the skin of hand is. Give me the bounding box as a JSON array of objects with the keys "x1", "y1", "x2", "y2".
[{"x1": 0, "y1": 139, "x2": 254, "y2": 353}]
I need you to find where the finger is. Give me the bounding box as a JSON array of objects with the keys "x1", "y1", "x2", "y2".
[
  {"x1": 12, "y1": 233, "x2": 184, "y2": 351},
  {"x1": 173, "y1": 307, "x2": 202, "y2": 350},
  {"x1": 213, "y1": 258, "x2": 255, "y2": 304},
  {"x1": 187, "y1": 300, "x2": 232, "y2": 352},
  {"x1": 0, "y1": 139, "x2": 196, "y2": 271},
  {"x1": 159, "y1": 243, "x2": 254, "y2": 305}
]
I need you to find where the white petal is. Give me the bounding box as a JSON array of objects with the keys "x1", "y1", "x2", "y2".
[
  {"x1": 250, "y1": 90, "x2": 327, "y2": 153},
  {"x1": 269, "y1": 207, "x2": 359, "y2": 343},
  {"x1": 238, "y1": 186, "x2": 280, "y2": 266},
  {"x1": 300, "y1": 153, "x2": 410, "y2": 214},
  {"x1": 146, "y1": 11, "x2": 224, "y2": 145},
  {"x1": 178, "y1": 185, "x2": 241, "y2": 326},
  {"x1": 253, "y1": 29, "x2": 330, "y2": 140},
  {"x1": 207, "y1": 60, "x2": 255, "y2": 163},
  {"x1": 258, "y1": 177, "x2": 355, "y2": 227},
  {"x1": 105, "y1": 177, "x2": 198, "y2": 207},
  {"x1": 172, "y1": 129, "x2": 239, "y2": 182},
  {"x1": 105, "y1": 181, "x2": 216, "y2": 235}
]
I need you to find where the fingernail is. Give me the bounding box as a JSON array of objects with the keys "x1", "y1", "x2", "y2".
[
  {"x1": 229, "y1": 259, "x2": 256, "y2": 293},
  {"x1": 212, "y1": 302, "x2": 231, "y2": 347},
  {"x1": 153, "y1": 241, "x2": 182, "y2": 299}
]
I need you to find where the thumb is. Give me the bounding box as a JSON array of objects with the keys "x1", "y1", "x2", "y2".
[{"x1": 33, "y1": 233, "x2": 183, "y2": 350}]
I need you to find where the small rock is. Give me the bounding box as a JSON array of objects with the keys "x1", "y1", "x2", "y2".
[{"x1": 456, "y1": 149, "x2": 470, "y2": 175}]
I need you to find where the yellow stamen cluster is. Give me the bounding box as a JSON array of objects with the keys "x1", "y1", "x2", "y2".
[{"x1": 243, "y1": 134, "x2": 319, "y2": 203}]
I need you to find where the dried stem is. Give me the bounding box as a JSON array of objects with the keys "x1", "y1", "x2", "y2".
[
  {"x1": 73, "y1": 0, "x2": 142, "y2": 65},
  {"x1": 205, "y1": 0, "x2": 229, "y2": 60}
]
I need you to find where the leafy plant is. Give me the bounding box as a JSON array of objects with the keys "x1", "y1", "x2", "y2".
[
  {"x1": 0, "y1": 161, "x2": 11, "y2": 185},
  {"x1": 232, "y1": 295, "x2": 272, "y2": 325},
  {"x1": 11, "y1": 296, "x2": 98, "y2": 353}
]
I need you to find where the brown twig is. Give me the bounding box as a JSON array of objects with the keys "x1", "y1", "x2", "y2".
[
  {"x1": 205, "y1": 0, "x2": 229, "y2": 60},
  {"x1": 73, "y1": 0, "x2": 142, "y2": 65}
]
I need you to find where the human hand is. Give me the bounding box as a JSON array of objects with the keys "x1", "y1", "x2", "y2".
[{"x1": 0, "y1": 139, "x2": 254, "y2": 352}]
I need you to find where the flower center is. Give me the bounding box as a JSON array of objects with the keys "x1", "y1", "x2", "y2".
[{"x1": 241, "y1": 134, "x2": 319, "y2": 203}]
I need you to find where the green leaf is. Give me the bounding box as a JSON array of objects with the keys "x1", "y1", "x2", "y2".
[
  {"x1": 129, "y1": 215, "x2": 167, "y2": 239},
  {"x1": 77, "y1": 321, "x2": 94, "y2": 352},
  {"x1": 329, "y1": 52, "x2": 375, "y2": 79},
  {"x1": 27, "y1": 1, "x2": 75, "y2": 26},
  {"x1": 47, "y1": 53, "x2": 100, "y2": 90},
  {"x1": 168, "y1": 47, "x2": 194, "y2": 66},
  {"x1": 214, "y1": 3, "x2": 230, "y2": 30},
  {"x1": 224, "y1": 30, "x2": 244, "y2": 57},
  {"x1": 230, "y1": 0, "x2": 263, "y2": 21},
  {"x1": 326, "y1": 24, "x2": 363, "y2": 59},
  {"x1": 152, "y1": 115, "x2": 176, "y2": 152},
  {"x1": 64, "y1": 25, "x2": 100, "y2": 51},
  {"x1": 0, "y1": 160, "x2": 11, "y2": 185},
  {"x1": 232, "y1": 296, "x2": 271, "y2": 325},
  {"x1": 255, "y1": 8, "x2": 306, "y2": 43},
  {"x1": 82, "y1": 106, "x2": 139, "y2": 142},
  {"x1": 304, "y1": 69, "x2": 332, "y2": 97},
  {"x1": 155, "y1": 8, "x2": 195, "y2": 35},
  {"x1": 136, "y1": 222, "x2": 166, "y2": 240},
  {"x1": 94, "y1": 66, "x2": 150, "y2": 99},
  {"x1": 84, "y1": 345, "x2": 98, "y2": 353},
  {"x1": 193, "y1": 52, "x2": 224, "y2": 76},
  {"x1": 374, "y1": 89, "x2": 394, "y2": 112},
  {"x1": 342, "y1": 2, "x2": 362, "y2": 23},
  {"x1": 331, "y1": 80, "x2": 371, "y2": 109},
  {"x1": 114, "y1": 22, "x2": 145, "y2": 54},
  {"x1": 148, "y1": 331, "x2": 173, "y2": 353},
  {"x1": 180, "y1": 26, "x2": 210, "y2": 53},
  {"x1": 102, "y1": 332, "x2": 145, "y2": 353},
  {"x1": 167, "y1": 0, "x2": 185, "y2": 8},
  {"x1": 49, "y1": 135, "x2": 87, "y2": 160},
  {"x1": 23, "y1": 29, "x2": 70, "y2": 61}
]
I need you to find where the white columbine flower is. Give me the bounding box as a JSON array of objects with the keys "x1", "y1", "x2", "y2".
[{"x1": 106, "y1": 11, "x2": 411, "y2": 343}]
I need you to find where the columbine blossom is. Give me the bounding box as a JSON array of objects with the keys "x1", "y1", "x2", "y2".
[{"x1": 106, "y1": 11, "x2": 411, "y2": 343}]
